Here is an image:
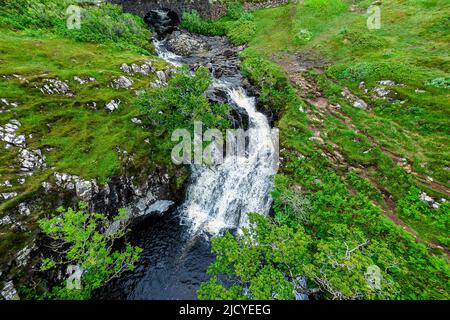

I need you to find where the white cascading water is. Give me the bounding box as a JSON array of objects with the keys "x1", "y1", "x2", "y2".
[
  {"x1": 153, "y1": 38, "x2": 277, "y2": 236},
  {"x1": 180, "y1": 86, "x2": 277, "y2": 235}
]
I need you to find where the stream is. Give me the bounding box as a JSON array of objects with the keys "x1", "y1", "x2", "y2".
[{"x1": 98, "y1": 12, "x2": 277, "y2": 299}]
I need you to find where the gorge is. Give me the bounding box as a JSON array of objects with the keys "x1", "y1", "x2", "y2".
[{"x1": 98, "y1": 10, "x2": 277, "y2": 299}]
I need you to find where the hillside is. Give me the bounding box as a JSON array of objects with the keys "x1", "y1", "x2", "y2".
[{"x1": 0, "y1": 0, "x2": 449, "y2": 302}]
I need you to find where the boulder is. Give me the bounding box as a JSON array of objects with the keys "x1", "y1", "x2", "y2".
[{"x1": 166, "y1": 31, "x2": 209, "y2": 56}]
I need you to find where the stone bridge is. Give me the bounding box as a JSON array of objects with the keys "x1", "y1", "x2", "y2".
[{"x1": 109, "y1": 0, "x2": 228, "y2": 20}]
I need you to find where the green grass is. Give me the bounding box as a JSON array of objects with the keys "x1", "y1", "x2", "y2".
[
  {"x1": 243, "y1": 0, "x2": 449, "y2": 245},
  {"x1": 0, "y1": 29, "x2": 169, "y2": 185}
]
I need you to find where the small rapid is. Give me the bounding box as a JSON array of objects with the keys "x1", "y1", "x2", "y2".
[
  {"x1": 153, "y1": 36, "x2": 277, "y2": 236},
  {"x1": 180, "y1": 86, "x2": 277, "y2": 235}
]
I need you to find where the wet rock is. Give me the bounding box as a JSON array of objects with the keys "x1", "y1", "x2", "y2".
[
  {"x1": 166, "y1": 31, "x2": 209, "y2": 56},
  {"x1": 111, "y1": 76, "x2": 133, "y2": 89},
  {"x1": 144, "y1": 9, "x2": 179, "y2": 35},
  {"x1": 1, "y1": 281, "x2": 19, "y2": 300},
  {"x1": 143, "y1": 200, "x2": 174, "y2": 216}
]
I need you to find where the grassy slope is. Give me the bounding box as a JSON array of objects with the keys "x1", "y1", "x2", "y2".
[
  {"x1": 235, "y1": 0, "x2": 450, "y2": 298},
  {"x1": 0, "y1": 5, "x2": 173, "y2": 271},
  {"x1": 251, "y1": 0, "x2": 449, "y2": 187},
  {"x1": 248, "y1": 0, "x2": 449, "y2": 248}
]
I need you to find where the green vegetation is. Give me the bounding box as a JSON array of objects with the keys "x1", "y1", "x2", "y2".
[
  {"x1": 35, "y1": 203, "x2": 142, "y2": 299},
  {"x1": 0, "y1": 0, "x2": 448, "y2": 301},
  {"x1": 181, "y1": 2, "x2": 257, "y2": 45},
  {"x1": 200, "y1": 49, "x2": 450, "y2": 299},
  {"x1": 138, "y1": 66, "x2": 230, "y2": 134},
  {"x1": 0, "y1": 0, "x2": 152, "y2": 54},
  {"x1": 0, "y1": 0, "x2": 172, "y2": 285},
  {"x1": 199, "y1": 213, "x2": 400, "y2": 300},
  {"x1": 199, "y1": 0, "x2": 450, "y2": 300}
]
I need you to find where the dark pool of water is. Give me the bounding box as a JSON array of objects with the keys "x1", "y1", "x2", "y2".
[{"x1": 97, "y1": 211, "x2": 214, "y2": 300}]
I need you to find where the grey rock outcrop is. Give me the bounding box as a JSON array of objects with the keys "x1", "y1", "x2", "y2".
[
  {"x1": 166, "y1": 31, "x2": 209, "y2": 56},
  {"x1": 111, "y1": 76, "x2": 134, "y2": 89},
  {"x1": 40, "y1": 78, "x2": 73, "y2": 96}
]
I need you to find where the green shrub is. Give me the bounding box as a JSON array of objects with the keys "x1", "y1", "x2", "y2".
[
  {"x1": 293, "y1": 29, "x2": 313, "y2": 45},
  {"x1": 138, "y1": 66, "x2": 230, "y2": 136},
  {"x1": 38, "y1": 203, "x2": 142, "y2": 299},
  {"x1": 0, "y1": 0, "x2": 152, "y2": 53},
  {"x1": 329, "y1": 61, "x2": 422, "y2": 83},
  {"x1": 227, "y1": 19, "x2": 256, "y2": 45},
  {"x1": 181, "y1": 4, "x2": 256, "y2": 45}
]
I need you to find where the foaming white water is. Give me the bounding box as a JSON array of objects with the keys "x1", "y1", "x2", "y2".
[
  {"x1": 153, "y1": 39, "x2": 277, "y2": 236},
  {"x1": 153, "y1": 38, "x2": 183, "y2": 67},
  {"x1": 181, "y1": 87, "x2": 277, "y2": 235}
]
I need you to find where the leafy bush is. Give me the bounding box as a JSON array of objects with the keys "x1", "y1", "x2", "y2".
[
  {"x1": 38, "y1": 203, "x2": 142, "y2": 299},
  {"x1": 293, "y1": 29, "x2": 313, "y2": 45},
  {"x1": 241, "y1": 49, "x2": 297, "y2": 112},
  {"x1": 329, "y1": 61, "x2": 422, "y2": 83},
  {"x1": 227, "y1": 19, "x2": 256, "y2": 45},
  {"x1": 198, "y1": 213, "x2": 400, "y2": 300},
  {"x1": 137, "y1": 66, "x2": 230, "y2": 138},
  {"x1": 227, "y1": 1, "x2": 254, "y2": 21},
  {"x1": 181, "y1": 3, "x2": 256, "y2": 46}
]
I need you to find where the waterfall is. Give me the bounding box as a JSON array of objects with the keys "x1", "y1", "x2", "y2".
[
  {"x1": 153, "y1": 37, "x2": 277, "y2": 236},
  {"x1": 180, "y1": 86, "x2": 277, "y2": 235}
]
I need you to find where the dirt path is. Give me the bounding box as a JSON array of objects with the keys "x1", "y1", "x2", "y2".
[{"x1": 274, "y1": 53, "x2": 449, "y2": 257}]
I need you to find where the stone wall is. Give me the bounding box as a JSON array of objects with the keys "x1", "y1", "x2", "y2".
[
  {"x1": 109, "y1": 0, "x2": 228, "y2": 20},
  {"x1": 243, "y1": 0, "x2": 290, "y2": 12}
]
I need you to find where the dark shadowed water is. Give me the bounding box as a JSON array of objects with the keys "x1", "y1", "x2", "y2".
[{"x1": 97, "y1": 211, "x2": 214, "y2": 300}]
